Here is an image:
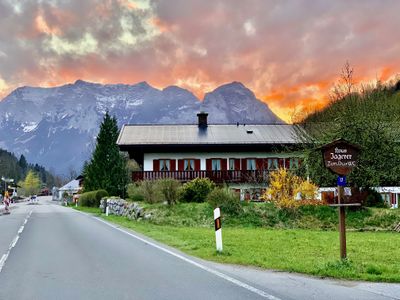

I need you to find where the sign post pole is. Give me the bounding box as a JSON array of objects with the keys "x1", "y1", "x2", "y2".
[
  {"x1": 338, "y1": 185, "x2": 346, "y2": 259},
  {"x1": 321, "y1": 139, "x2": 360, "y2": 261}
]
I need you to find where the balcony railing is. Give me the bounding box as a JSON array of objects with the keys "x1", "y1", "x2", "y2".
[{"x1": 132, "y1": 170, "x2": 270, "y2": 183}]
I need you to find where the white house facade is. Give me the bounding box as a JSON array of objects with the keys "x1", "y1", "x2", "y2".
[{"x1": 117, "y1": 112, "x2": 304, "y2": 200}]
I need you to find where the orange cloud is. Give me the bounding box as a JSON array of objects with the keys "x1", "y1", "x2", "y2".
[{"x1": 1, "y1": 0, "x2": 400, "y2": 125}]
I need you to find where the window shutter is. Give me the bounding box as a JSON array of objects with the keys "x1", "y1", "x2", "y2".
[
  {"x1": 241, "y1": 159, "x2": 247, "y2": 170},
  {"x1": 178, "y1": 159, "x2": 184, "y2": 171},
  {"x1": 194, "y1": 159, "x2": 201, "y2": 171},
  {"x1": 256, "y1": 159, "x2": 264, "y2": 170},
  {"x1": 285, "y1": 158, "x2": 291, "y2": 169},
  {"x1": 278, "y1": 158, "x2": 284, "y2": 168},
  {"x1": 235, "y1": 159, "x2": 241, "y2": 170},
  {"x1": 221, "y1": 159, "x2": 227, "y2": 171},
  {"x1": 206, "y1": 159, "x2": 212, "y2": 171},
  {"x1": 170, "y1": 159, "x2": 176, "y2": 171},
  {"x1": 153, "y1": 159, "x2": 160, "y2": 171}
]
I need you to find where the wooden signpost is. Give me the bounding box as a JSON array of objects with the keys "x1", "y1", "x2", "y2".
[{"x1": 321, "y1": 139, "x2": 360, "y2": 259}]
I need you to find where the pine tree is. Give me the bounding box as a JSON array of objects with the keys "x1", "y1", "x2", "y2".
[
  {"x1": 84, "y1": 112, "x2": 128, "y2": 197},
  {"x1": 18, "y1": 155, "x2": 28, "y2": 176}
]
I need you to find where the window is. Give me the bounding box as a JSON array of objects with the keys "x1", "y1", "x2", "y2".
[
  {"x1": 160, "y1": 159, "x2": 170, "y2": 171},
  {"x1": 184, "y1": 159, "x2": 195, "y2": 171},
  {"x1": 268, "y1": 158, "x2": 278, "y2": 170},
  {"x1": 246, "y1": 159, "x2": 256, "y2": 171},
  {"x1": 229, "y1": 159, "x2": 235, "y2": 171},
  {"x1": 212, "y1": 159, "x2": 221, "y2": 171},
  {"x1": 290, "y1": 158, "x2": 299, "y2": 169}
]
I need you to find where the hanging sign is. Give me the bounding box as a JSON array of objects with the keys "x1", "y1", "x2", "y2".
[{"x1": 321, "y1": 139, "x2": 360, "y2": 175}]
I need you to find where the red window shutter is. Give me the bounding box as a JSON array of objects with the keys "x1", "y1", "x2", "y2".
[
  {"x1": 170, "y1": 159, "x2": 176, "y2": 171},
  {"x1": 235, "y1": 159, "x2": 241, "y2": 170},
  {"x1": 256, "y1": 159, "x2": 264, "y2": 170},
  {"x1": 194, "y1": 159, "x2": 201, "y2": 171},
  {"x1": 153, "y1": 159, "x2": 160, "y2": 171},
  {"x1": 285, "y1": 158, "x2": 291, "y2": 169},
  {"x1": 221, "y1": 159, "x2": 227, "y2": 171},
  {"x1": 206, "y1": 159, "x2": 212, "y2": 171},
  {"x1": 278, "y1": 158, "x2": 284, "y2": 168},
  {"x1": 241, "y1": 158, "x2": 247, "y2": 170},
  {"x1": 178, "y1": 159, "x2": 184, "y2": 171},
  {"x1": 298, "y1": 159, "x2": 302, "y2": 167}
]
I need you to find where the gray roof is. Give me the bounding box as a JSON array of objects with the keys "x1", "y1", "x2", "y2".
[{"x1": 117, "y1": 124, "x2": 302, "y2": 146}]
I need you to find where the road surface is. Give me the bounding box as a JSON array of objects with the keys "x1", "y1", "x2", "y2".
[{"x1": 0, "y1": 197, "x2": 398, "y2": 300}]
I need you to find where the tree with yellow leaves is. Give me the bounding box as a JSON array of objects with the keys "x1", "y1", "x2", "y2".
[
  {"x1": 262, "y1": 168, "x2": 319, "y2": 209},
  {"x1": 19, "y1": 170, "x2": 41, "y2": 196}
]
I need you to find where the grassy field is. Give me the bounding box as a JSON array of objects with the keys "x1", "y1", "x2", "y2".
[
  {"x1": 73, "y1": 204, "x2": 400, "y2": 282},
  {"x1": 119, "y1": 202, "x2": 400, "y2": 231}
]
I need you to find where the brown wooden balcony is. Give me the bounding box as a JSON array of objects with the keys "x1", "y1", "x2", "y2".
[{"x1": 132, "y1": 170, "x2": 270, "y2": 183}]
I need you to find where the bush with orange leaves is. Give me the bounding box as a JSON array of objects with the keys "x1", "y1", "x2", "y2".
[{"x1": 261, "y1": 168, "x2": 320, "y2": 209}]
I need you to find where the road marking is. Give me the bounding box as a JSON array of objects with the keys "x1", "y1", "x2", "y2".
[
  {"x1": 10, "y1": 236, "x2": 19, "y2": 249},
  {"x1": 93, "y1": 216, "x2": 281, "y2": 300},
  {"x1": 0, "y1": 210, "x2": 33, "y2": 273}
]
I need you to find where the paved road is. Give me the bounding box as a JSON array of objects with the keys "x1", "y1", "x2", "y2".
[{"x1": 0, "y1": 197, "x2": 398, "y2": 300}]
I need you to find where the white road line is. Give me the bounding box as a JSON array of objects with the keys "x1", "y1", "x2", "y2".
[
  {"x1": 93, "y1": 216, "x2": 281, "y2": 300},
  {"x1": 10, "y1": 236, "x2": 19, "y2": 249},
  {"x1": 0, "y1": 254, "x2": 8, "y2": 269},
  {"x1": 0, "y1": 210, "x2": 33, "y2": 273}
]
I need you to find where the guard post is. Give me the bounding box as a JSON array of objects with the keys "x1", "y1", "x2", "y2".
[
  {"x1": 214, "y1": 207, "x2": 223, "y2": 252},
  {"x1": 321, "y1": 139, "x2": 360, "y2": 260}
]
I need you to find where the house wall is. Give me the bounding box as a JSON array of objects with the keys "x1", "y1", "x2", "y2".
[
  {"x1": 317, "y1": 187, "x2": 399, "y2": 208},
  {"x1": 143, "y1": 152, "x2": 301, "y2": 171}
]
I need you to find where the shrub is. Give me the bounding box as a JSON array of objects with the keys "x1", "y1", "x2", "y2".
[
  {"x1": 127, "y1": 183, "x2": 145, "y2": 202},
  {"x1": 156, "y1": 178, "x2": 181, "y2": 205},
  {"x1": 261, "y1": 168, "x2": 319, "y2": 209},
  {"x1": 79, "y1": 191, "x2": 96, "y2": 207},
  {"x1": 96, "y1": 190, "x2": 108, "y2": 205},
  {"x1": 139, "y1": 180, "x2": 162, "y2": 203},
  {"x1": 180, "y1": 178, "x2": 215, "y2": 203},
  {"x1": 207, "y1": 187, "x2": 242, "y2": 216},
  {"x1": 364, "y1": 189, "x2": 386, "y2": 208},
  {"x1": 79, "y1": 189, "x2": 108, "y2": 207}
]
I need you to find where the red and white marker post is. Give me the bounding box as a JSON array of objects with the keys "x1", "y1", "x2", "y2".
[{"x1": 214, "y1": 207, "x2": 223, "y2": 252}]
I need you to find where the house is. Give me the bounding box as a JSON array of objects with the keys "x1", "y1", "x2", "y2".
[
  {"x1": 56, "y1": 176, "x2": 84, "y2": 201},
  {"x1": 317, "y1": 187, "x2": 399, "y2": 208},
  {"x1": 117, "y1": 112, "x2": 304, "y2": 200}
]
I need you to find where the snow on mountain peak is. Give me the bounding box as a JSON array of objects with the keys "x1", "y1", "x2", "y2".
[{"x1": 0, "y1": 81, "x2": 283, "y2": 174}]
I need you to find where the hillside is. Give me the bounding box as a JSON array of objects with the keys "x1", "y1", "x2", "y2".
[
  {"x1": 298, "y1": 81, "x2": 400, "y2": 187},
  {"x1": 0, "y1": 148, "x2": 59, "y2": 189}
]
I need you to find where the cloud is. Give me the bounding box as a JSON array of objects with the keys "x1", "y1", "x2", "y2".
[{"x1": 0, "y1": 0, "x2": 399, "y2": 122}]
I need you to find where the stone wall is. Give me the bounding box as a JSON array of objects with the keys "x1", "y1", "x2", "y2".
[{"x1": 99, "y1": 198, "x2": 150, "y2": 220}]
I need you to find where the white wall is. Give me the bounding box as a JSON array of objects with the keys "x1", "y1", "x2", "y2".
[{"x1": 142, "y1": 151, "x2": 301, "y2": 171}]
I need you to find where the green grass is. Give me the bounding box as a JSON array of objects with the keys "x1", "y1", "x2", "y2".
[
  {"x1": 91, "y1": 202, "x2": 400, "y2": 231},
  {"x1": 73, "y1": 206, "x2": 102, "y2": 215},
  {"x1": 72, "y1": 205, "x2": 400, "y2": 282}
]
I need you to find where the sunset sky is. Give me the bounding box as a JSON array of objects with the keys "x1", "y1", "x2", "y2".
[{"x1": 0, "y1": 0, "x2": 399, "y2": 122}]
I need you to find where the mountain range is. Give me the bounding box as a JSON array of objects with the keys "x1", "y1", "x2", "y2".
[{"x1": 0, "y1": 80, "x2": 283, "y2": 175}]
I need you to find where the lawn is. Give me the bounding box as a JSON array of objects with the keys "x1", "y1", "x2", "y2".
[{"x1": 74, "y1": 205, "x2": 400, "y2": 282}]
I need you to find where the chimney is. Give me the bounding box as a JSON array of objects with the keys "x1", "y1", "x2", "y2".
[{"x1": 197, "y1": 112, "x2": 208, "y2": 129}]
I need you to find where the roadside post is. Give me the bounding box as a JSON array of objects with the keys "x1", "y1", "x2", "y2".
[
  {"x1": 321, "y1": 139, "x2": 360, "y2": 260},
  {"x1": 213, "y1": 207, "x2": 223, "y2": 252}
]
